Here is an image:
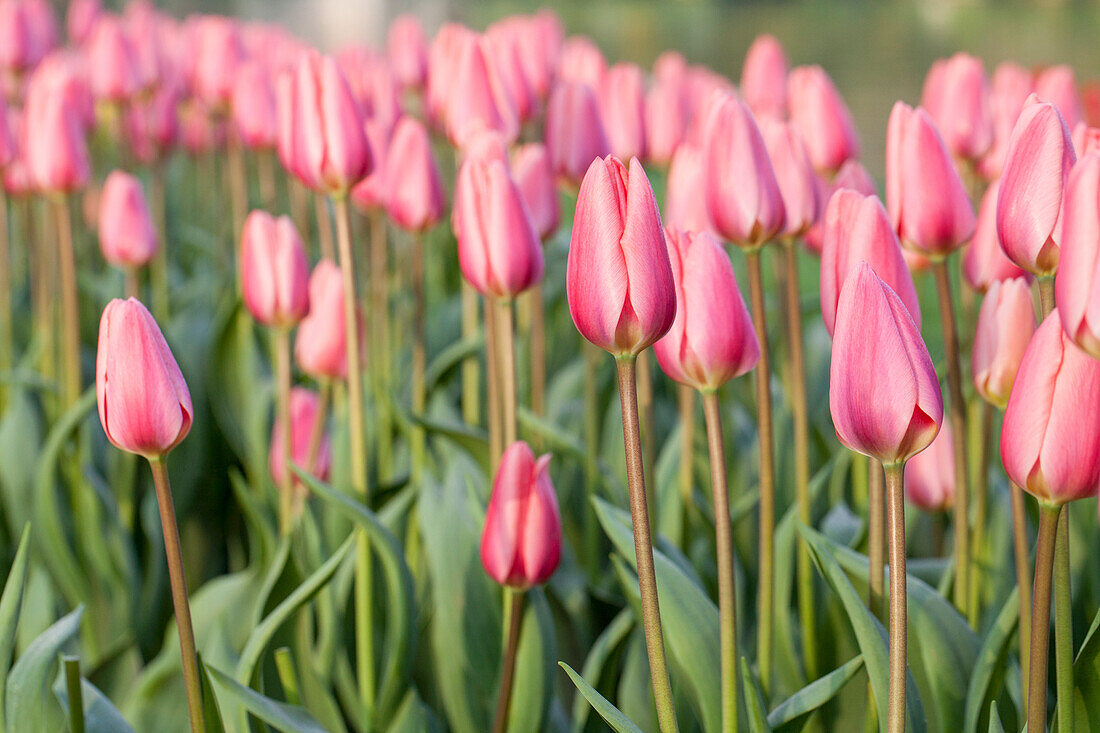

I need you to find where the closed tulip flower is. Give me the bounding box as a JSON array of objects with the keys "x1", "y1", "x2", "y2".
[
  {"x1": 386, "y1": 14, "x2": 428, "y2": 91},
  {"x1": 383, "y1": 116, "x2": 445, "y2": 232},
  {"x1": 66, "y1": 0, "x2": 99, "y2": 45},
  {"x1": 567, "y1": 155, "x2": 675, "y2": 356},
  {"x1": 740, "y1": 34, "x2": 788, "y2": 120},
  {"x1": 803, "y1": 159, "x2": 876, "y2": 255},
  {"x1": 644, "y1": 77, "x2": 688, "y2": 165},
  {"x1": 454, "y1": 157, "x2": 544, "y2": 298},
  {"x1": 973, "y1": 277, "x2": 1036, "y2": 408},
  {"x1": 512, "y1": 142, "x2": 560, "y2": 240},
  {"x1": 980, "y1": 61, "x2": 1034, "y2": 180},
  {"x1": 760, "y1": 118, "x2": 822, "y2": 238},
  {"x1": 830, "y1": 262, "x2": 943, "y2": 465},
  {"x1": 963, "y1": 179, "x2": 1031, "y2": 292},
  {"x1": 557, "y1": 35, "x2": 606, "y2": 90},
  {"x1": 1035, "y1": 65, "x2": 1084, "y2": 130},
  {"x1": 1072, "y1": 121, "x2": 1100, "y2": 157},
  {"x1": 445, "y1": 34, "x2": 517, "y2": 149},
  {"x1": 1001, "y1": 310, "x2": 1100, "y2": 505},
  {"x1": 86, "y1": 14, "x2": 140, "y2": 102},
  {"x1": 269, "y1": 386, "x2": 331, "y2": 490},
  {"x1": 349, "y1": 118, "x2": 390, "y2": 213},
  {"x1": 96, "y1": 297, "x2": 192, "y2": 458},
  {"x1": 241, "y1": 211, "x2": 310, "y2": 328},
  {"x1": 704, "y1": 93, "x2": 786, "y2": 247},
  {"x1": 0, "y1": 0, "x2": 35, "y2": 73},
  {"x1": 599, "y1": 62, "x2": 646, "y2": 161},
  {"x1": 545, "y1": 80, "x2": 611, "y2": 187},
  {"x1": 480, "y1": 441, "x2": 562, "y2": 588},
  {"x1": 886, "y1": 102, "x2": 976, "y2": 256},
  {"x1": 0, "y1": 97, "x2": 13, "y2": 169},
  {"x1": 904, "y1": 422, "x2": 955, "y2": 511},
  {"x1": 921, "y1": 53, "x2": 993, "y2": 161},
  {"x1": 485, "y1": 22, "x2": 535, "y2": 125},
  {"x1": 23, "y1": 74, "x2": 90, "y2": 193},
  {"x1": 125, "y1": 84, "x2": 180, "y2": 164},
  {"x1": 788, "y1": 65, "x2": 860, "y2": 174},
  {"x1": 232, "y1": 61, "x2": 277, "y2": 151},
  {"x1": 295, "y1": 259, "x2": 347, "y2": 379},
  {"x1": 654, "y1": 228, "x2": 759, "y2": 391},
  {"x1": 665, "y1": 143, "x2": 713, "y2": 235},
  {"x1": 1055, "y1": 151, "x2": 1100, "y2": 357},
  {"x1": 996, "y1": 96, "x2": 1076, "y2": 275},
  {"x1": 98, "y1": 170, "x2": 157, "y2": 268},
  {"x1": 190, "y1": 15, "x2": 243, "y2": 111}
]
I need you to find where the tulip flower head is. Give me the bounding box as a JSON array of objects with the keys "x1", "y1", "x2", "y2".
[
  {"x1": 787, "y1": 65, "x2": 860, "y2": 174},
  {"x1": 383, "y1": 116, "x2": 445, "y2": 232},
  {"x1": 599, "y1": 62, "x2": 647, "y2": 161},
  {"x1": 98, "y1": 170, "x2": 157, "y2": 269},
  {"x1": 232, "y1": 60, "x2": 277, "y2": 151},
  {"x1": 1035, "y1": 65, "x2": 1084, "y2": 129},
  {"x1": 904, "y1": 421, "x2": 955, "y2": 512},
  {"x1": 480, "y1": 441, "x2": 562, "y2": 588},
  {"x1": 759, "y1": 117, "x2": 822, "y2": 238},
  {"x1": 1055, "y1": 151, "x2": 1100, "y2": 358},
  {"x1": 664, "y1": 143, "x2": 713, "y2": 236},
  {"x1": 962, "y1": 179, "x2": 1030, "y2": 292},
  {"x1": 740, "y1": 34, "x2": 788, "y2": 120},
  {"x1": 921, "y1": 53, "x2": 993, "y2": 161},
  {"x1": 445, "y1": 33, "x2": 517, "y2": 149},
  {"x1": 269, "y1": 386, "x2": 331, "y2": 492},
  {"x1": 86, "y1": 14, "x2": 140, "y2": 102},
  {"x1": 512, "y1": 142, "x2": 560, "y2": 240},
  {"x1": 803, "y1": 159, "x2": 876, "y2": 255},
  {"x1": 295, "y1": 259, "x2": 348, "y2": 380},
  {"x1": 240, "y1": 211, "x2": 310, "y2": 328},
  {"x1": 644, "y1": 77, "x2": 688, "y2": 165},
  {"x1": 980, "y1": 61, "x2": 1034, "y2": 180},
  {"x1": 386, "y1": 14, "x2": 428, "y2": 91},
  {"x1": 545, "y1": 79, "x2": 610, "y2": 188},
  {"x1": 972, "y1": 277, "x2": 1036, "y2": 408}
]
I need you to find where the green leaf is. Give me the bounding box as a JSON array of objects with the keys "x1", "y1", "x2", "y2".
[
  {"x1": 425, "y1": 334, "x2": 483, "y2": 392},
  {"x1": 741, "y1": 656, "x2": 771, "y2": 732},
  {"x1": 988, "y1": 701, "x2": 1005, "y2": 733},
  {"x1": 559, "y1": 662, "x2": 644, "y2": 733},
  {"x1": 964, "y1": 590, "x2": 1021, "y2": 733},
  {"x1": 385, "y1": 689, "x2": 443, "y2": 733},
  {"x1": 767, "y1": 655, "x2": 864, "y2": 730},
  {"x1": 0, "y1": 391, "x2": 41, "y2": 536},
  {"x1": 198, "y1": 653, "x2": 228, "y2": 733},
  {"x1": 206, "y1": 664, "x2": 328, "y2": 733},
  {"x1": 53, "y1": 672, "x2": 137, "y2": 733},
  {"x1": 5, "y1": 606, "x2": 83, "y2": 732},
  {"x1": 0, "y1": 523, "x2": 30, "y2": 730},
  {"x1": 412, "y1": 414, "x2": 489, "y2": 469},
  {"x1": 1065, "y1": 606, "x2": 1100, "y2": 730},
  {"x1": 571, "y1": 610, "x2": 634, "y2": 732}
]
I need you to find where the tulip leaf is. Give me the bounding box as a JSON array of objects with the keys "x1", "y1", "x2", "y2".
[
  {"x1": 425, "y1": 334, "x2": 483, "y2": 393},
  {"x1": 559, "y1": 662, "x2": 644, "y2": 733},
  {"x1": 53, "y1": 671, "x2": 137, "y2": 733},
  {"x1": 5, "y1": 606, "x2": 83, "y2": 732},
  {"x1": 384, "y1": 688, "x2": 444, "y2": 733},
  {"x1": 197, "y1": 653, "x2": 228, "y2": 733},
  {"x1": 767, "y1": 655, "x2": 864, "y2": 730},
  {"x1": 0, "y1": 390, "x2": 42, "y2": 536},
  {"x1": 411, "y1": 414, "x2": 489, "y2": 470},
  {"x1": 0, "y1": 523, "x2": 31, "y2": 730},
  {"x1": 571, "y1": 609, "x2": 634, "y2": 731},
  {"x1": 964, "y1": 589, "x2": 1021, "y2": 733},
  {"x1": 741, "y1": 656, "x2": 772, "y2": 732},
  {"x1": 206, "y1": 664, "x2": 328, "y2": 733},
  {"x1": 988, "y1": 701, "x2": 1005, "y2": 733},
  {"x1": 1061, "y1": 606, "x2": 1100, "y2": 730}
]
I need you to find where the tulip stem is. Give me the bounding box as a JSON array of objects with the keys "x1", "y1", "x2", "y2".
[
  {"x1": 63, "y1": 655, "x2": 84, "y2": 733},
  {"x1": 1028, "y1": 503, "x2": 1060, "y2": 733},
  {"x1": 702, "y1": 390, "x2": 740, "y2": 733},
  {"x1": 53, "y1": 194, "x2": 81, "y2": 408},
  {"x1": 745, "y1": 248, "x2": 775, "y2": 694},
  {"x1": 0, "y1": 189, "x2": 12, "y2": 408},
  {"x1": 1053, "y1": 506, "x2": 1073, "y2": 732},
  {"x1": 637, "y1": 351, "x2": 656, "y2": 527},
  {"x1": 931, "y1": 259, "x2": 970, "y2": 620},
  {"x1": 462, "y1": 282, "x2": 481, "y2": 426},
  {"x1": 491, "y1": 588, "x2": 525, "y2": 733},
  {"x1": 884, "y1": 461, "x2": 908, "y2": 733},
  {"x1": 148, "y1": 457, "x2": 205, "y2": 733},
  {"x1": 125, "y1": 269, "x2": 139, "y2": 301},
  {"x1": 1038, "y1": 275, "x2": 1055, "y2": 319},
  {"x1": 485, "y1": 296, "x2": 503, "y2": 468},
  {"x1": 869, "y1": 458, "x2": 886, "y2": 621},
  {"x1": 615, "y1": 356, "x2": 680, "y2": 733},
  {"x1": 227, "y1": 131, "x2": 249, "y2": 252},
  {"x1": 288, "y1": 177, "x2": 312, "y2": 249},
  {"x1": 303, "y1": 379, "x2": 331, "y2": 517},
  {"x1": 678, "y1": 384, "x2": 695, "y2": 544},
  {"x1": 150, "y1": 161, "x2": 170, "y2": 323},
  {"x1": 314, "y1": 193, "x2": 335, "y2": 263},
  {"x1": 369, "y1": 213, "x2": 392, "y2": 481},
  {"x1": 1010, "y1": 480, "x2": 1032, "y2": 703},
  {"x1": 969, "y1": 401, "x2": 994, "y2": 623},
  {"x1": 273, "y1": 327, "x2": 293, "y2": 535},
  {"x1": 410, "y1": 231, "x2": 427, "y2": 481},
  {"x1": 497, "y1": 299, "x2": 518, "y2": 447},
  {"x1": 257, "y1": 150, "x2": 277, "y2": 209},
  {"x1": 583, "y1": 342, "x2": 601, "y2": 574},
  {"x1": 529, "y1": 284, "x2": 546, "y2": 420}
]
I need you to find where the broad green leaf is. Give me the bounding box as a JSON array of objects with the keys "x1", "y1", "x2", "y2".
[
  {"x1": 0, "y1": 390, "x2": 41, "y2": 536},
  {"x1": 385, "y1": 688, "x2": 443, "y2": 733},
  {"x1": 198, "y1": 653, "x2": 228, "y2": 733},
  {"x1": 989, "y1": 701, "x2": 1005, "y2": 733},
  {"x1": 741, "y1": 656, "x2": 771, "y2": 732},
  {"x1": 5, "y1": 606, "x2": 83, "y2": 732},
  {"x1": 206, "y1": 664, "x2": 328, "y2": 733},
  {"x1": 425, "y1": 335, "x2": 482, "y2": 392},
  {"x1": 0, "y1": 523, "x2": 30, "y2": 730},
  {"x1": 559, "y1": 662, "x2": 644, "y2": 733},
  {"x1": 965, "y1": 590, "x2": 1021, "y2": 733},
  {"x1": 53, "y1": 672, "x2": 137, "y2": 733},
  {"x1": 572, "y1": 610, "x2": 633, "y2": 732},
  {"x1": 1065, "y1": 607, "x2": 1100, "y2": 730},
  {"x1": 411, "y1": 414, "x2": 488, "y2": 469},
  {"x1": 767, "y1": 655, "x2": 864, "y2": 730}
]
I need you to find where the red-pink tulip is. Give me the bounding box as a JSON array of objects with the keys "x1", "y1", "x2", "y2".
[
  {"x1": 445, "y1": 34, "x2": 517, "y2": 150},
  {"x1": 386, "y1": 14, "x2": 428, "y2": 91},
  {"x1": 1072, "y1": 121, "x2": 1100, "y2": 157},
  {"x1": 1055, "y1": 151, "x2": 1100, "y2": 358},
  {"x1": 829, "y1": 262, "x2": 943, "y2": 464},
  {"x1": 567, "y1": 155, "x2": 675, "y2": 356},
  {"x1": 788, "y1": 65, "x2": 860, "y2": 174},
  {"x1": 885, "y1": 102, "x2": 976, "y2": 256},
  {"x1": 454, "y1": 157, "x2": 544, "y2": 298},
  {"x1": 480, "y1": 441, "x2": 562, "y2": 588},
  {"x1": 664, "y1": 143, "x2": 714, "y2": 236},
  {"x1": 545, "y1": 80, "x2": 611, "y2": 187},
  {"x1": 86, "y1": 14, "x2": 140, "y2": 102},
  {"x1": 759, "y1": 118, "x2": 822, "y2": 238},
  {"x1": 485, "y1": 21, "x2": 535, "y2": 125},
  {"x1": 96, "y1": 297, "x2": 192, "y2": 458},
  {"x1": 269, "y1": 386, "x2": 331, "y2": 490},
  {"x1": 654, "y1": 228, "x2": 759, "y2": 391},
  {"x1": 644, "y1": 77, "x2": 688, "y2": 165},
  {"x1": 349, "y1": 118, "x2": 391, "y2": 213},
  {"x1": 996, "y1": 96, "x2": 1075, "y2": 275},
  {"x1": 66, "y1": 0, "x2": 100, "y2": 45},
  {"x1": 921, "y1": 53, "x2": 993, "y2": 161},
  {"x1": 740, "y1": 34, "x2": 788, "y2": 120},
  {"x1": 241, "y1": 211, "x2": 310, "y2": 328},
  {"x1": 190, "y1": 15, "x2": 243, "y2": 110},
  {"x1": 1035, "y1": 65, "x2": 1084, "y2": 130},
  {"x1": 599, "y1": 62, "x2": 646, "y2": 161},
  {"x1": 972, "y1": 277, "x2": 1036, "y2": 408},
  {"x1": 703, "y1": 93, "x2": 786, "y2": 246},
  {"x1": 23, "y1": 70, "x2": 90, "y2": 193},
  {"x1": 803, "y1": 159, "x2": 876, "y2": 255},
  {"x1": 1001, "y1": 310, "x2": 1100, "y2": 505},
  {"x1": 904, "y1": 421, "x2": 955, "y2": 511},
  {"x1": 0, "y1": 0, "x2": 36, "y2": 73},
  {"x1": 980, "y1": 61, "x2": 1034, "y2": 180},
  {"x1": 232, "y1": 60, "x2": 277, "y2": 151},
  {"x1": 383, "y1": 116, "x2": 445, "y2": 232},
  {"x1": 557, "y1": 35, "x2": 606, "y2": 90},
  {"x1": 963, "y1": 179, "x2": 1031, "y2": 292},
  {"x1": 295, "y1": 259, "x2": 347, "y2": 380},
  {"x1": 98, "y1": 170, "x2": 157, "y2": 269},
  {"x1": 512, "y1": 142, "x2": 560, "y2": 240}
]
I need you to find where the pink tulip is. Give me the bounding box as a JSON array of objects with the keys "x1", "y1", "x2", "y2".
[
  {"x1": 962, "y1": 179, "x2": 1030, "y2": 292},
  {"x1": 544, "y1": 80, "x2": 611, "y2": 187},
  {"x1": 557, "y1": 35, "x2": 606, "y2": 90},
  {"x1": 759, "y1": 118, "x2": 822, "y2": 238},
  {"x1": 382, "y1": 116, "x2": 445, "y2": 233},
  {"x1": 349, "y1": 118, "x2": 391, "y2": 213},
  {"x1": 454, "y1": 157, "x2": 544, "y2": 298},
  {"x1": 1072, "y1": 121, "x2": 1100, "y2": 157},
  {"x1": 829, "y1": 262, "x2": 943, "y2": 464},
  {"x1": 269, "y1": 386, "x2": 331, "y2": 490},
  {"x1": 0, "y1": 96, "x2": 13, "y2": 169},
  {"x1": 240, "y1": 211, "x2": 310, "y2": 328},
  {"x1": 426, "y1": 23, "x2": 475, "y2": 128},
  {"x1": 1001, "y1": 310, "x2": 1100, "y2": 505},
  {"x1": 740, "y1": 34, "x2": 788, "y2": 120},
  {"x1": 0, "y1": 0, "x2": 36, "y2": 73},
  {"x1": 803, "y1": 159, "x2": 876, "y2": 255},
  {"x1": 23, "y1": 68, "x2": 90, "y2": 193},
  {"x1": 788, "y1": 65, "x2": 860, "y2": 174},
  {"x1": 653, "y1": 50, "x2": 688, "y2": 86},
  {"x1": 904, "y1": 421, "x2": 955, "y2": 511},
  {"x1": 567, "y1": 155, "x2": 675, "y2": 356},
  {"x1": 921, "y1": 53, "x2": 993, "y2": 161},
  {"x1": 599, "y1": 62, "x2": 646, "y2": 161},
  {"x1": 885, "y1": 102, "x2": 976, "y2": 256},
  {"x1": 96, "y1": 297, "x2": 192, "y2": 458},
  {"x1": 1035, "y1": 65, "x2": 1084, "y2": 129},
  {"x1": 190, "y1": 15, "x2": 243, "y2": 110},
  {"x1": 480, "y1": 441, "x2": 562, "y2": 588},
  {"x1": 703, "y1": 93, "x2": 786, "y2": 246},
  {"x1": 665, "y1": 143, "x2": 713, "y2": 236},
  {"x1": 461, "y1": 128, "x2": 510, "y2": 167},
  {"x1": 67, "y1": 0, "x2": 100, "y2": 45},
  {"x1": 485, "y1": 22, "x2": 535, "y2": 124},
  {"x1": 86, "y1": 14, "x2": 141, "y2": 102},
  {"x1": 232, "y1": 61, "x2": 277, "y2": 150},
  {"x1": 996, "y1": 96, "x2": 1075, "y2": 275},
  {"x1": 973, "y1": 277, "x2": 1036, "y2": 408},
  {"x1": 644, "y1": 77, "x2": 688, "y2": 165},
  {"x1": 980, "y1": 61, "x2": 1034, "y2": 180},
  {"x1": 654, "y1": 228, "x2": 759, "y2": 390},
  {"x1": 98, "y1": 170, "x2": 157, "y2": 268},
  {"x1": 125, "y1": 84, "x2": 179, "y2": 164},
  {"x1": 1055, "y1": 151, "x2": 1100, "y2": 358},
  {"x1": 386, "y1": 14, "x2": 428, "y2": 90},
  {"x1": 24, "y1": 0, "x2": 58, "y2": 62},
  {"x1": 521, "y1": 10, "x2": 563, "y2": 101},
  {"x1": 295, "y1": 259, "x2": 348, "y2": 380},
  {"x1": 445, "y1": 34, "x2": 517, "y2": 149},
  {"x1": 512, "y1": 142, "x2": 560, "y2": 240},
  {"x1": 339, "y1": 48, "x2": 401, "y2": 140},
  {"x1": 820, "y1": 189, "x2": 921, "y2": 335}
]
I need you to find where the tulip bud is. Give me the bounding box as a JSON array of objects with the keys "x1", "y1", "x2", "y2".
[
  {"x1": 654, "y1": 228, "x2": 759, "y2": 391},
  {"x1": 599, "y1": 62, "x2": 646, "y2": 161},
  {"x1": 1055, "y1": 151, "x2": 1100, "y2": 358},
  {"x1": 1035, "y1": 65, "x2": 1084, "y2": 129},
  {"x1": 904, "y1": 421, "x2": 954, "y2": 512},
  {"x1": 454, "y1": 157, "x2": 543, "y2": 298},
  {"x1": 558, "y1": 35, "x2": 606, "y2": 90},
  {"x1": 740, "y1": 34, "x2": 788, "y2": 120},
  {"x1": 98, "y1": 170, "x2": 157, "y2": 269},
  {"x1": 996, "y1": 96, "x2": 1076, "y2": 276},
  {"x1": 96, "y1": 297, "x2": 193, "y2": 458},
  {"x1": 664, "y1": 143, "x2": 713, "y2": 235},
  {"x1": 963, "y1": 179, "x2": 1031, "y2": 292},
  {"x1": 445, "y1": 34, "x2": 517, "y2": 149},
  {"x1": 759, "y1": 118, "x2": 822, "y2": 238},
  {"x1": 1001, "y1": 310, "x2": 1100, "y2": 505},
  {"x1": 979, "y1": 61, "x2": 1034, "y2": 180},
  {"x1": 485, "y1": 21, "x2": 535, "y2": 125},
  {"x1": 644, "y1": 78, "x2": 687, "y2": 166},
  {"x1": 349, "y1": 118, "x2": 390, "y2": 213},
  {"x1": 295, "y1": 259, "x2": 347, "y2": 380},
  {"x1": 232, "y1": 60, "x2": 277, "y2": 151},
  {"x1": 386, "y1": 14, "x2": 428, "y2": 91},
  {"x1": 567, "y1": 155, "x2": 675, "y2": 356},
  {"x1": 23, "y1": 70, "x2": 90, "y2": 193},
  {"x1": 820, "y1": 189, "x2": 921, "y2": 336},
  {"x1": 269, "y1": 386, "x2": 331, "y2": 491},
  {"x1": 86, "y1": 14, "x2": 140, "y2": 102},
  {"x1": 512, "y1": 142, "x2": 560, "y2": 240},
  {"x1": 426, "y1": 23, "x2": 474, "y2": 129},
  {"x1": 480, "y1": 441, "x2": 562, "y2": 588},
  {"x1": 240, "y1": 211, "x2": 310, "y2": 328},
  {"x1": 0, "y1": 0, "x2": 35, "y2": 73},
  {"x1": 191, "y1": 15, "x2": 244, "y2": 111},
  {"x1": 788, "y1": 65, "x2": 860, "y2": 175},
  {"x1": 829, "y1": 263, "x2": 943, "y2": 465},
  {"x1": 383, "y1": 116, "x2": 445, "y2": 232},
  {"x1": 921, "y1": 53, "x2": 993, "y2": 161},
  {"x1": 545, "y1": 80, "x2": 610, "y2": 187},
  {"x1": 66, "y1": 0, "x2": 100, "y2": 45},
  {"x1": 972, "y1": 277, "x2": 1036, "y2": 408}
]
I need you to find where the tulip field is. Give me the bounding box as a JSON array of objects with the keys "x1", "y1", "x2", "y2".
[{"x1": 4, "y1": 1, "x2": 1100, "y2": 732}]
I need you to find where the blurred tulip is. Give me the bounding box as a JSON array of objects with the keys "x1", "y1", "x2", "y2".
[
  {"x1": 269, "y1": 386, "x2": 331, "y2": 489},
  {"x1": 512, "y1": 142, "x2": 560, "y2": 240},
  {"x1": 349, "y1": 118, "x2": 391, "y2": 212},
  {"x1": 963, "y1": 179, "x2": 1031, "y2": 292},
  {"x1": 485, "y1": 21, "x2": 535, "y2": 124},
  {"x1": 740, "y1": 34, "x2": 788, "y2": 119},
  {"x1": 557, "y1": 35, "x2": 606, "y2": 90},
  {"x1": 461, "y1": 127, "x2": 510, "y2": 166},
  {"x1": 190, "y1": 15, "x2": 243, "y2": 110},
  {"x1": 1001, "y1": 310, "x2": 1100, "y2": 505},
  {"x1": 973, "y1": 277, "x2": 1036, "y2": 408},
  {"x1": 545, "y1": 80, "x2": 610, "y2": 187},
  {"x1": 426, "y1": 22, "x2": 474, "y2": 128},
  {"x1": 240, "y1": 210, "x2": 310, "y2": 328},
  {"x1": 905, "y1": 421, "x2": 954, "y2": 511},
  {"x1": 445, "y1": 34, "x2": 517, "y2": 149},
  {"x1": 295, "y1": 259, "x2": 347, "y2": 379},
  {"x1": 23, "y1": 70, "x2": 90, "y2": 193},
  {"x1": 980, "y1": 61, "x2": 1034, "y2": 180},
  {"x1": 996, "y1": 96, "x2": 1075, "y2": 275},
  {"x1": 480, "y1": 441, "x2": 562, "y2": 588},
  {"x1": 1055, "y1": 151, "x2": 1100, "y2": 358},
  {"x1": 232, "y1": 61, "x2": 277, "y2": 150},
  {"x1": 599, "y1": 62, "x2": 646, "y2": 161},
  {"x1": 759, "y1": 118, "x2": 821, "y2": 238},
  {"x1": 654, "y1": 228, "x2": 759, "y2": 390},
  {"x1": 386, "y1": 14, "x2": 428, "y2": 91},
  {"x1": 383, "y1": 116, "x2": 444, "y2": 232},
  {"x1": 829, "y1": 262, "x2": 943, "y2": 464},
  {"x1": 1072, "y1": 121, "x2": 1100, "y2": 157},
  {"x1": 803, "y1": 159, "x2": 876, "y2": 255},
  {"x1": 921, "y1": 53, "x2": 993, "y2": 161},
  {"x1": 98, "y1": 170, "x2": 157, "y2": 268},
  {"x1": 644, "y1": 77, "x2": 688, "y2": 165},
  {"x1": 67, "y1": 0, "x2": 101, "y2": 45},
  {"x1": 664, "y1": 143, "x2": 713, "y2": 235},
  {"x1": 125, "y1": 84, "x2": 180, "y2": 163},
  {"x1": 788, "y1": 65, "x2": 860, "y2": 174},
  {"x1": 86, "y1": 14, "x2": 140, "y2": 102},
  {"x1": 0, "y1": 0, "x2": 36, "y2": 73},
  {"x1": 96, "y1": 297, "x2": 192, "y2": 457},
  {"x1": 567, "y1": 155, "x2": 675, "y2": 356},
  {"x1": 1035, "y1": 65, "x2": 1083, "y2": 129},
  {"x1": 0, "y1": 96, "x2": 13, "y2": 168}
]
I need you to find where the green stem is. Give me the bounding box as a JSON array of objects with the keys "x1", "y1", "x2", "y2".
[
  {"x1": 410, "y1": 231, "x2": 426, "y2": 481},
  {"x1": 1028, "y1": 504, "x2": 1060, "y2": 733},
  {"x1": 1054, "y1": 506, "x2": 1073, "y2": 732},
  {"x1": 273, "y1": 328, "x2": 293, "y2": 535},
  {"x1": 969, "y1": 401, "x2": 993, "y2": 625},
  {"x1": 63, "y1": 655, "x2": 83, "y2": 733},
  {"x1": 678, "y1": 384, "x2": 695, "y2": 546},
  {"x1": 150, "y1": 161, "x2": 170, "y2": 323},
  {"x1": 274, "y1": 647, "x2": 301, "y2": 706},
  {"x1": 462, "y1": 282, "x2": 481, "y2": 426},
  {"x1": 884, "y1": 462, "x2": 908, "y2": 733},
  {"x1": 315, "y1": 193, "x2": 334, "y2": 263},
  {"x1": 53, "y1": 195, "x2": 81, "y2": 408},
  {"x1": 637, "y1": 350, "x2": 656, "y2": 528},
  {"x1": 485, "y1": 295, "x2": 502, "y2": 468},
  {"x1": 529, "y1": 285, "x2": 546, "y2": 420},
  {"x1": 491, "y1": 588, "x2": 525, "y2": 733},
  {"x1": 497, "y1": 299, "x2": 518, "y2": 447},
  {"x1": 583, "y1": 343, "x2": 601, "y2": 575},
  {"x1": 0, "y1": 189, "x2": 11, "y2": 410},
  {"x1": 1039, "y1": 276, "x2": 1055, "y2": 320},
  {"x1": 369, "y1": 213, "x2": 392, "y2": 481},
  {"x1": 1011, "y1": 479, "x2": 1032, "y2": 704},
  {"x1": 615, "y1": 356, "x2": 680, "y2": 733},
  {"x1": 869, "y1": 458, "x2": 886, "y2": 622}
]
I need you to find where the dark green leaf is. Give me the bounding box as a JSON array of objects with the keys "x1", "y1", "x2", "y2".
[
  {"x1": 5, "y1": 606, "x2": 83, "y2": 732},
  {"x1": 741, "y1": 656, "x2": 771, "y2": 732},
  {"x1": 0, "y1": 523, "x2": 30, "y2": 731},
  {"x1": 559, "y1": 662, "x2": 644, "y2": 733},
  {"x1": 767, "y1": 655, "x2": 864, "y2": 729},
  {"x1": 965, "y1": 589, "x2": 1020, "y2": 733},
  {"x1": 206, "y1": 664, "x2": 328, "y2": 733},
  {"x1": 53, "y1": 671, "x2": 137, "y2": 733}
]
